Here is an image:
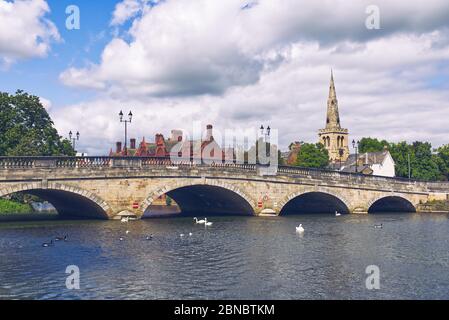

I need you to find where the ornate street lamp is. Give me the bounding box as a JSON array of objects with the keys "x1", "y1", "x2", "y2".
[
  {"x1": 69, "y1": 131, "x2": 80, "y2": 152},
  {"x1": 352, "y1": 139, "x2": 360, "y2": 173},
  {"x1": 119, "y1": 110, "x2": 133, "y2": 156}
]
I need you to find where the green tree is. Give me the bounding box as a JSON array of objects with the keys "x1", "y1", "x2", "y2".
[
  {"x1": 295, "y1": 143, "x2": 329, "y2": 168},
  {"x1": 0, "y1": 90, "x2": 74, "y2": 156},
  {"x1": 359, "y1": 137, "x2": 389, "y2": 153},
  {"x1": 358, "y1": 137, "x2": 445, "y2": 181},
  {"x1": 435, "y1": 144, "x2": 449, "y2": 180}
]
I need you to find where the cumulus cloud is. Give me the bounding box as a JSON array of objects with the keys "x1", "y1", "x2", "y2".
[
  {"x1": 0, "y1": 0, "x2": 60, "y2": 66},
  {"x1": 60, "y1": 0, "x2": 449, "y2": 97},
  {"x1": 39, "y1": 97, "x2": 52, "y2": 111},
  {"x1": 53, "y1": 0, "x2": 449, "y2": 154}
]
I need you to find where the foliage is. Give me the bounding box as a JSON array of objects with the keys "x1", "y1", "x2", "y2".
[
  {"x1": 295, "y1": 143, "x2": 329, "y2": 168},
  {"x1": 0, "y1": 90, "x2": 75, "y2": 156},
  {"x1": 358, "y1": 137, "x2": 444, "y2": 181},
  {"x1": 359, "y1": 137, "x2": 389, "y2": 153},
  {"x1": 0, "y1": 198, "x2": 33, "y2": 214}
]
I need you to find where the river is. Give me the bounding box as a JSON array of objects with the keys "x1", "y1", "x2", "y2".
[{"x1": 0, "y1": 213, "x2": 448, "y2": 299}]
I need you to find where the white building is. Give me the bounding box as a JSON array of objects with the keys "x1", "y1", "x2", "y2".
[{"x1": 339, "y1": 150, "x2": 396, "y2": 177}]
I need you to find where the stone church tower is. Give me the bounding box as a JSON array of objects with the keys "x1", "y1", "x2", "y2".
[{"x1": 318, "y1": 71, "x2": 350, "y2": 163}]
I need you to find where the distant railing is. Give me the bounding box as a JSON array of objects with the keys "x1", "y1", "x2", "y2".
[{"x1": 0, "y1": 156, "x2": 446, "y2": 186}]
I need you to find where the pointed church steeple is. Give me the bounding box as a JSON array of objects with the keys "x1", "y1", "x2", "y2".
[
  {"x1": 318, "y1": 69, "x2": 349, "y2": 163},
  {"x1": 326, "y1": 70, "x2": 341, "y2": 129}
]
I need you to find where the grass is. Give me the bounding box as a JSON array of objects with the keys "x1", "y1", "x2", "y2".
[{"x1": 0, "y1": 198, "x2": 34, "y2": 214}]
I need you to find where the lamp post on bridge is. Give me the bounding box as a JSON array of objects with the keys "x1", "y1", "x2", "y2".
[
  {"x1": 260, "y1": 125, "x2": 271, "y2": 159},
  {"x1": 352, "y1": 139, "x2": 360, "y2": 173},
  {"x1": 69, "y1": 131, "x2": 80, "y2": 153},
  {"x1": 119, "y1": 110, "x2": 133, "y2": 156}
]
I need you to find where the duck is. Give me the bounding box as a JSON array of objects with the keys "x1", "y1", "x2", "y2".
[
  {"x1": 194, "y1": 217, "x2": 206, "y2": 224},
  {"x1": 374, "y1": 224, "x2": 383, "y2": 229},
  {"x1": 42, "y1": 240, "x2": 54, "y2": 247},
  {"x1": 55, "y1": 235, "x2": 68, "y2": 242},
  {"x1": 296, "y1": 224, "x2": 305, "y2": 233},
  {"x1": 146, "y1": 235, "x2": 153, "y2": 241},
  {"x1": 119, "y1": 237, "x2": 124, "y2": 241},
  {"x1": 204, "y1": 218, "x2": 213, "y2": 226}
]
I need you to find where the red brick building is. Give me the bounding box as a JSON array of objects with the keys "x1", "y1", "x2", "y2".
[{"x1": 110, "y1": 124, "x2": 234, "y2": 161}]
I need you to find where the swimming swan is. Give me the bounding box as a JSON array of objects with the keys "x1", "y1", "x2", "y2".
[
  {"x1": 296, "y1": 224, "x2": 305, "y2": 233},
  {"x1": 194, "y1": 217, "x2": 206, "y2": 224}
]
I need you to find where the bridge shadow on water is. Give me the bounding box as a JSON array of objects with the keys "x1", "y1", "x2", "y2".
[
  {"x1": 144, "y1": 185, "x2": 255, "y2": 218},
  {"x1": 280, "y1": 192, "x2": 350, "y2": 215}
]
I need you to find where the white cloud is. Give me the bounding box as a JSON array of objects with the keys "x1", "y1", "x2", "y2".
[
  {"x1": 53, "y1": 0, "x2": 449, "y2": 154},
  {"x1": 111, "y1": 0, "x2": 144, "y2": 26},
  {"x1": 39, "y1": 96, "x2": 52, "y2": 111},
  {"x1": 0, "y1": 0, "x2": 60, "y2": 66},
  {"x1": 60, "y1": 0, "x2": 449, "y2": 97}
]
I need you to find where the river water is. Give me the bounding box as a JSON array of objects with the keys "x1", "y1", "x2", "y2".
[{"x1": 0, "y1": 213, "x2": 448, "y2": 300}]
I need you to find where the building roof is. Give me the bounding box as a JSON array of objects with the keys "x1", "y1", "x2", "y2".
[{"x1": 329, "y1": 150, "x2": 392, "y2": 174}]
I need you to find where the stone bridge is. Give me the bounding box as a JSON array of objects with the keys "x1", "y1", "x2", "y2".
[{"x1": 0, "y1": 157, "x2": 448, "y2": 219}]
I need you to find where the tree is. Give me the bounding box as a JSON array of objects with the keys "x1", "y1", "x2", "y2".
[
  {"x1": 436, "y1": 144, "x2": 449, "y2": 180},
  {"x1": 295, "y1": 143, "x2": 329, "y2": 168},
  {"x1": 358, "y1": 137, "x2": 445, "y2": 181},
  {"x1": 359, "y1": 137, "x2": 389, "y2": 153},
  {"x1": 0, "y1": 90, "x2": 74, "y2": 156}
]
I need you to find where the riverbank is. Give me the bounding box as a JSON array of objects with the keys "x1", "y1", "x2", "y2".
[
  {"x1": 0, "y1": 199, "x2": 58, "y2": 222},
  {"x1": 0, "y1": 198, "x2": 33, "y2": 214}
]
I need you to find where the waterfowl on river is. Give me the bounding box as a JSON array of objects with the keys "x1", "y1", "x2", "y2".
[
  {"x1": 194, "y1": 217, "x2": 206, "y2": 224},
  {"x1": 42, "y1": 240, "x2": 53, "y2": 247},
  {"x1": 296, "y1": 224, "x2": 305, "y2": 233}
]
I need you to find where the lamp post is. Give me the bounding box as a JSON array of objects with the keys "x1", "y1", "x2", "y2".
[
  {"x1": 352, "y1": 139, "x2": 360, "y2": 173},
  {"x1": 260, "y1": 125, "x2": 271, "y2": 157},
  {"x1": 119, "y1": 110, "x2": 133, "y2": 156},
  {"x1": 69, "y1": 131, "x2": 80, "y2": 152}
]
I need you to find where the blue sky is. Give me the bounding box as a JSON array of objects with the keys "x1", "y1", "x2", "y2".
[
  {"x1": 1, "y1": 0, "x2": 449, "y2": 155},
  {"x1": 0, "y1": 0, "x2": 118, "y2": 106}
]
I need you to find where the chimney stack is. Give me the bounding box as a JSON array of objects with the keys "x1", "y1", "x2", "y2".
[
  {"x1": 206, "y1": 124, "x2": 213, "y2": 141},
  {"x1": 116, "y1": 142, "x2": 122, "y2": 154},
  {"x1": 130, "y1": 138, "x2": 136, "y2": 149}
]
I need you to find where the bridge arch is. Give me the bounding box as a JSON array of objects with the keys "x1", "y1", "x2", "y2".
[
  {"x1": 142, "y1": 181, "x2": 256, "y2": 216},
  {"x1": 279, "y1": 191, "x2": 351, "y2": 215},
  {"x1": 368, "y1": 195, "x2": 416, "y2": 213},
  {"x1": 0, "y1": 182, "x2": 112, "y2": 219}
]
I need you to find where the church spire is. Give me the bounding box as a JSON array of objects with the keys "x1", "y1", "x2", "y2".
[{"x1": 326, "y1": 69, "x2": 341, "y2": 129}]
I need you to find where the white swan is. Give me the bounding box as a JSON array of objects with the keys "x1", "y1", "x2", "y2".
[
  {"x1": 204, "y1": 218, "x2": 213, "y2": 226},
  {"x1": 296, "y1": 224, "x2": 305, "y2": 233},
  {"x1": 121, "y1": 217, "x2": 129, "y2": 223},
  {"x1": 335, "y1": 211, "x2": 341, "y2": 217},
  {"x1": 194, "y1": 217, "x2": 206, "y2": 224}
]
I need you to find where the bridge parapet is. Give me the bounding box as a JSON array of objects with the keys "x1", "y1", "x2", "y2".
[{"x1": 0, "y1": 156, "x2": 448, "y2": 193}]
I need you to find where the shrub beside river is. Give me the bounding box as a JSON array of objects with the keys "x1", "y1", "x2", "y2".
[{"x1": 0, "y1": 198, "x2": 33, "y2": 214}]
